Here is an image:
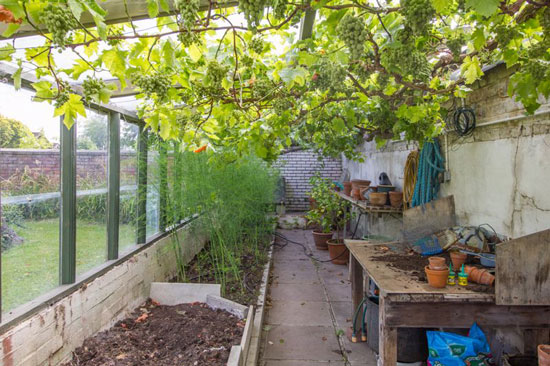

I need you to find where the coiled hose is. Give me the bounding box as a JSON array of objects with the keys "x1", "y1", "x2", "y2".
[
  {"x1": 411, "y1": 140, "x2": 445, "y2": 207},
  {"x1": 403, "y1": 150, "x2": 419, "y2": 209}
]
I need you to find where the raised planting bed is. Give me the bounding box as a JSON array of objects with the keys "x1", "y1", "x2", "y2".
[
  {"x1": 61, "y1": 300, "x2": 244, "y2": 366},
  {"x1": 61, "y1": 283, "x2": 256, "y2": 366}
]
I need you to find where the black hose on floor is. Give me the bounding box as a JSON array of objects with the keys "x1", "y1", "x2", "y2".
[{"x1": 273, "y1": 232, "x2": 349, "y2": 263}]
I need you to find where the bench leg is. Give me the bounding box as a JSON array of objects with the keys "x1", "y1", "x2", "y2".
[
  {"x1": 351, "y1": 254, "x2": 364, "y2": 334},
  {"x1": 379, "y1": 295, "x2": 397, "y2": 366}
]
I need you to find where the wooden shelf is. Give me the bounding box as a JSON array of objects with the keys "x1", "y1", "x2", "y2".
[{"x1": 337, "y1": 191, "x2": 404, "y2": 214}]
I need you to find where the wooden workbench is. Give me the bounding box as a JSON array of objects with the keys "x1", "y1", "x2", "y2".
[
  {"x1": 337, "y1": 191, "x2": 403, "y2": 214},
  {"x1": 346, "y1": 239, "x2": 550, "y2": 366}
]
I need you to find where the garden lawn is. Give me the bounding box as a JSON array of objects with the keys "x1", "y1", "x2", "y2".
[{"x1": 2, "y1": 219, "x2": 135, "y2": 313}]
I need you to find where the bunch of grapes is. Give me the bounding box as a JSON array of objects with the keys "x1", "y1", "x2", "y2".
[
  {"x1": 241, "y1": 55, "x2": 254, "y2": 67},
  {"x1": 381, "y1": 42, "x2": 431, "y2": 81},
  {"x1": 239, "y1": 0, "x2": 267, "y2": 28},
  {"x1": 39, "y1": 4, "x2": 78, "y2": 49},
  {"x1": 272, "y1": 0, "x2": 289, "y2": 20},
  {"x1": 178, "y1": 30, "x2": 200, "y2": 47},
  {"x1": 524, "y1": 60, "x2": 547, "y2": 82},
  {"x1": 400, "y1": 0, "x2": 435, "y2": 36},
  {"x1": 82, "y1": 76, "x2": 106, "y2": 104},
  {"x1": 528, "y1": 39, "x2": 550, "y2": 59},
  {"x1": 205, "y1": 61, "x2": 229, "y2": 88},
  {"x1": 54, "y1": 87, "x2": 70, "y2": 108},
  {"x1": 312, "y1": 59, "x2": 348, "y2": 93},
  {"x1": 133, "y1": 72, "x2": 172, "y2": 100},
  {"x1": 495, "y1": 25, "x2": 518, "y2": 47},
  {"x1": 337, "y1": 15, "x2": 369, "y2": 60},
  {"x1": 249, "y1": 37, "x2": 264, "y2": 54},
  {"x1": 272, "y1": 97, "x2": 293, "y2": 115},
  {"x1": 252, "y1": 79, "x2": 273, "y2": 99},
  {"x1": 174, "y1": 0, "x2": 199, "y2": 28}
]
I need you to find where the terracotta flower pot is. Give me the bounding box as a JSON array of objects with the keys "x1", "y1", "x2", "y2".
[
  {"x1": 538, "y1": 345, "x2": 550, "y2": 366},
  {"x1": 327, "y1": 239, "x2": 349, "y2": 265},
  {"x1": 428, "y1": 256, "x2": 447, "y2": 270},
  {"x1": 351, "y1": 180, "x2": 371, "y2": 200},
  {"x1": 389, "y1": 191, "x2": 403, "y2": 208},
  {"x1": 369, "y1": 192, "x2": 387, "y2": 207},
  {"x1": 464, "y1": 266, "x2": 495, "y2": 286},
  {"x1": 343, "y1": 181, "x2": 352, "y2": 196},
  {"x1": 450, "y1": 252, "x2": 467, "y2": 271},
  {"x1": 312, "y1": 231, "x2": 333, "y2": 250},
  {"x1": 425, "y1": 266, "x2": 449, "y2": 288}
]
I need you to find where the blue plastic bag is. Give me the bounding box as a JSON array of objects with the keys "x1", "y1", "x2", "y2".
[{"x1": 427, "y1": 323, "x2": 492, "y2": 366}]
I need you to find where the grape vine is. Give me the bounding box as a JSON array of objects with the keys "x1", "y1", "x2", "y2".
[{"x1": 174, "y1": 0, "x2": 200, "y2": 28}]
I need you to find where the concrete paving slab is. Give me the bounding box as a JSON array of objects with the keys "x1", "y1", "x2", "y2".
[
  {"x1": 325, "y1": 284, "x2": 352, "y2": 302},
  {"x1": 271, "y1": 269, "x2": 320, "y2": 285},
  {"x1": 264, "y1": 361, "x2": 346, "y2": 366},
  {"x1": 318, "y1": 267, "x2": 351, "y2": 285},
  {"x1": 272, "y1": 258, "x2": 316, "y2": 272},
  {"x1": 262, "y1": 325, "x2": 345, "y2": 361},
  {"x1": 330, "y1": 301, "x2": 354, "y2": 331},
  {"x1": 267, "y1": 301, "x2": 333, "y2": 326},
  {"x1": 269, "y1": 283, "x2": 327, "y2": 302}
]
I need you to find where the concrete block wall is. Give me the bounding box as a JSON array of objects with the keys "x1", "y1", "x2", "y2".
[
  {"x1": 0, "y1": 219, "x2": 207, "y2": 366},
  {"x1": 342, "y1": 63, "x2": 550, "y2": 240},
  {"x1": 275, "y1": 149, "x2": 342, "y2": 211}
]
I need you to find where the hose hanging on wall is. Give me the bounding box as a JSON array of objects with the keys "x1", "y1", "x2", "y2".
[
  {"x1": 411, "y1": 140, "x2": 445, "y2": 207},
  {"x1": 403, "y1": 150, "x2": 419, "y2": 210},
  {"x1": 452, "y1": 107, "x2": 476, "y2": 136}
]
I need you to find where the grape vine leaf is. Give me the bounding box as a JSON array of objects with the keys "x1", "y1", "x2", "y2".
[
  {"x1": 460, "y1": 56, "x2": 483, "y2": 84},
  {"x1": 54, "y1": 94, "x2": 87, "y2": 129},
  {"x1": 0, "y1": 44, "x2": 15, "y2": 61},
  {"x1": 465, "y1": 0, "x2": 500, "y2": 17},
  {"x1": 431, "y1": 0, "x2": 452, "y2": 14},
  {"x1": 147, "y1": 0, "x2": 160, "y2": 18}
]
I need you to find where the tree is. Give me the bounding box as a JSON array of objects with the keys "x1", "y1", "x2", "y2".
[
  {"x1": 1, "y1": 0, "x2": 549, "y2": 160},
  {"x1": 0, "y1": 115, "x2": 52, "y2": 149},
  {"x1": 77, "y1": 116, "x2": 107, "y2": 150}
]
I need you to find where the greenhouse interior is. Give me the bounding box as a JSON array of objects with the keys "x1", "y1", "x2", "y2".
[{"x1": 0, "y1": 1, "x2": 549, "y2": 365}]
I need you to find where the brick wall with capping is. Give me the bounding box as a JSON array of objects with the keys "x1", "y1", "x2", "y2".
[{"x1": 274, "y1": 149, "x2": 342, "y2": 212}]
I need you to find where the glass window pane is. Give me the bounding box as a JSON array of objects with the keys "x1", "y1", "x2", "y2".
[
  {"x1": 0, "y1": 85, "x2": 60, "y2": 313},
  {"x1": 146, "y1": 139, "x2": 160, "y2": 238},
  {"x1": 76, "y1": 111, "x2": 108, "y2": 275},
  {"x1": 119, "y1": 120, "x2": 139, "y2": 253}
]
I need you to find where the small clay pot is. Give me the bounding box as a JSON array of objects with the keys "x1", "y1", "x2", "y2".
[
  {"x1": 428, "y1": 256, "x2": 447, "y2": 270},
  {"x1": 450, "y1": 252, "x2": 467, "y2": 271},
  {"x1": 389, "y1": 191, "x2": 403, "y2": 208},
  {"x1": 343, "y1": 181, "x2": 352, "y2": 196},
  {"x1": 464, "y1": 266, "x2": 495, "y2": 286},
  {"x1": 350, "y1": 179, "x2": 371, "y2": 190},
  {"x1": 327, "y1": 239, "x2": 349, "y2": 265},
  {"x1": 538, "y1": 345, "x2": 550, "y2": 366},
  {"x1": 425, "y1": 266, "x2": 449, "y2": 288},
  {"x1": 369, "y1": 192, "x2": 387, "y2": 207},
  {"x1": 312, "y1": 231, "x2": 333, "y2": 250}
]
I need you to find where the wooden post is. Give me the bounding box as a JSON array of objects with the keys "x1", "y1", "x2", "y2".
[
  {"x1": 350, "y1": 253, "x2": 364, "y2": 335},
  {"x1": 379, "y1": 295, "x2": 398, "y2": 366}
]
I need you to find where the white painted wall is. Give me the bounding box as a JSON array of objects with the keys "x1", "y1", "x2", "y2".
[{"x1": 343, "y1": 64, "x2": 550, "y2": 239}]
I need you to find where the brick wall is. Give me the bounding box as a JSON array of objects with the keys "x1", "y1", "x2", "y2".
[
  {"x1": 0, "y1": 219, "x2": 208, "y2": 366},
  {"x1": 275, "y1": 149, "x2": 342, "y2": 211},
  {"x1": 0, "y1": 149, "x2": 137, "y2": 185}
]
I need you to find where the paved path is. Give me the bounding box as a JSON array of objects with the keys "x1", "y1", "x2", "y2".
[{"x1": 259, "y1": 229, "x2": 377, "y2": 366}]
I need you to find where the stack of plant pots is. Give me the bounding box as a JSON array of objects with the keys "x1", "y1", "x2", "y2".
[
  {"x1": 350, "y1": 179, "x2": 371, "y2": 200},
  {"x1": 464, "y1": 266, "x2": 495, "y2": 286},
  {"x1": 450, "y1": 251, "x2": 467, "y2": 271},
  {"x1": 343, "y1": 181, "x2": 352, "y2": 196},
  {"x1": 425, "y1": 256, "x2": 449, "y2": 288}
]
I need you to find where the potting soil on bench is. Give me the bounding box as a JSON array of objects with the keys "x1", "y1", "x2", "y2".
[
  {"x1": 62, "y1": 300, "x2": 244, "y2": 366},
  {"x1": 372, "y1": 249, "x2": 494, "y2": 293}
]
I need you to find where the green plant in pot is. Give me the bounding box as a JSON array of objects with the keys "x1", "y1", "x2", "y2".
[
  {"x1": 306, "y1": 175, "x2": 352, "y2": 254},
  {"x1": 326, "y1": 193, "x2": 353, "y2": 265}
]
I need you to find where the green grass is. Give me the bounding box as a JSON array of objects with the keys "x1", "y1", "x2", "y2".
[{"x1": 2, "y1": 219, "x2": 135, "y2": 313}]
